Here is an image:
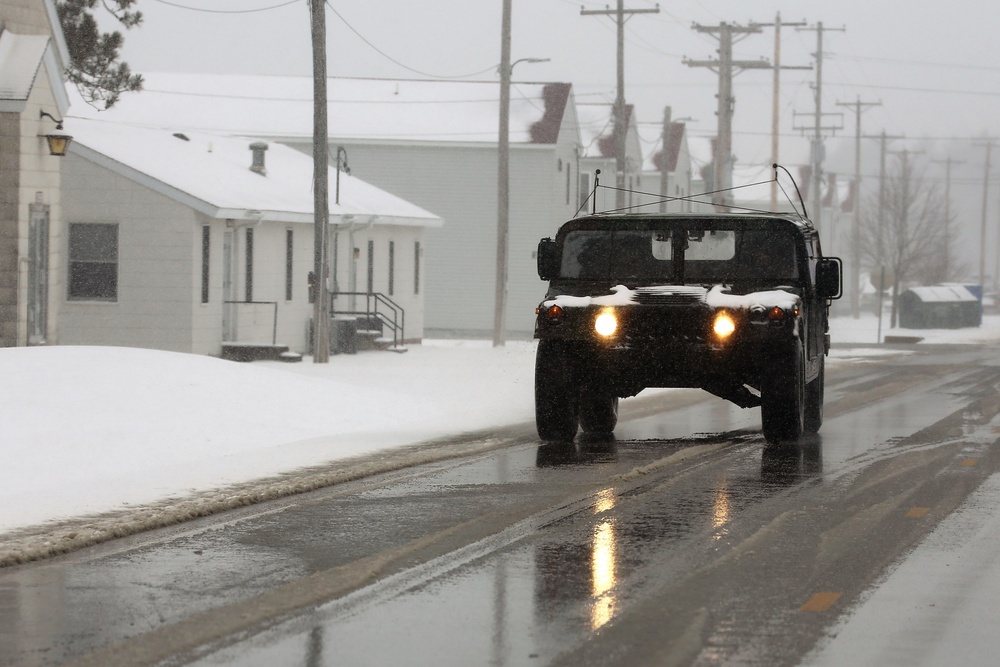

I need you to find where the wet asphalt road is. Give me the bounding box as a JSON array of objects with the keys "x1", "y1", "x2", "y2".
[{"x1": 2, "y1": 345, "x2": 1000, "y2": 667}]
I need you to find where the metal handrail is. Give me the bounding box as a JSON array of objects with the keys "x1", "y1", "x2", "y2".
[{"x1": 330, "y1": 292, "x2": 405, "y2": 348}]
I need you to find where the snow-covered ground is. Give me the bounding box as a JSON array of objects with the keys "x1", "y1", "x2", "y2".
[
  {"x1": 2, "y1": 314, "x2": 999, "y2": 539},
  {"x1": 2, "y1": 313, "x2": 1000, "y2": 659}
]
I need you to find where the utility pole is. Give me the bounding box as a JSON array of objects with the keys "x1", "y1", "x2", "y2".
[
  {"x1": 931, "y1": 155, "x2": 962, "y2": 281},
  {"x1": 837, "y1": 96, "x2": 880, "y2": 318},
  {"x1": 657, "y1": 108, "x2": 694, "y2": 212},
  {"x1": 582, "y1": 1, "x2": 660, "y2": 210},
  {"x1": 659, "y1": 105, "x2": 672, "y2": 213},
  {"x1": 494, "y1": 0, "x2": 512, "y2": 348},
  {"x1": 995, "y1": 185, "x2": 1000, "y2": 292},
  {"x1": 793, "y1": 22, "x2": 845, "y2": 229},
  {"x1": 978, "y1": 142, "x2": 993, "y2": 290},
  {"x1": 310, "y1": 0, "x2": 330, "y2": 363},
  {"x1": 685, "y1": 22, "x2": 770, "y2": 209},
  {"x1": 752, "y1": 14, "x2": 809, "y2": 210},
  {"x1": 493, "y1": 3, "x2": 548, "y2": 348}
]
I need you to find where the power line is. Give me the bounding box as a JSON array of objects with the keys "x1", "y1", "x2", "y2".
[
  {"x1": 325, "y1": 2, "x2": 498, "y2": 80},
  {"x1": 826, "y1": 82, "x2": 1000, "y2": 98},
  {"x1": 827, "y1": 51, "x2": 1000, "y2": 73},
  {"x1": 151, "y1": 0, "x2": 300, "y2": 13},
  {"x1": 141, "y1": 90, "x2": 509, "y2": 104}
]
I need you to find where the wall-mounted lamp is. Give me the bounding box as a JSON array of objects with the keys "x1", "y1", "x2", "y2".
[{"x1": 39, "y1": 110, "x2": 73, "y2": 157}]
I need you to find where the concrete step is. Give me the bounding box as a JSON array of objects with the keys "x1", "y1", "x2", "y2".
[{"x1": 221, "y1": 343, "x2": 300, "y2": 362}]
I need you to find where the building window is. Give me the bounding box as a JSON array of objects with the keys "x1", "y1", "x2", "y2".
[
  {"x1": 201, "y1": 225, "x2": 210, "y2": 303},
  {"x1": 366, "y1": 240, "x2": 374, "y2": 294},
  {"x1": 245, "y1": 227, "x2": 254, "y2": 302},
  {"x1": 566, "y1": 164, "x2": 572, "y2": 205},
  {"x1": 68, "y1": 222, "x2": 118, "y2": 301},
  {"x1": 579, "y1": 172, "x2": 591, "y2": 209},
  {"x1": 388, "y1": 240, "x2": 395, "y2": 296},
  {"x1": 285, "y1": 229, "x2": 293, "y2": 301},
  {"x1": 414, "y1": 241, "x2": 421, "y2": 295}
]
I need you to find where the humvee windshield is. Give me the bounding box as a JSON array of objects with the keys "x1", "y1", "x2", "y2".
[{"x1": 560, "y1": 227, "x2": 799, "y2": 287}]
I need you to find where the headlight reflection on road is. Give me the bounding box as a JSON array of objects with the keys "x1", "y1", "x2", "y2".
[
  {"x1": 591, "y1": 488, "x2": 618, "y2": 630},
  {"x1": 712, "y1": 483, "x2": 732, "y2": 540}
]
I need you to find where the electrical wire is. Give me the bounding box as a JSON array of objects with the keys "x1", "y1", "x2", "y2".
[
  {"x1": 828, "y1": 51, "x2": 1000, "y2": 73},
  {"x1": 325, "y1": 1, "x2": 497, "y2": 80},
  {"x1": 151, "y1": 0, "x2": 300, "y2": 13},
  {"x1": 139, "y1": 86, "x2": 509, "y2": 104},
  {"x1": 827, "y1": 82, "x2": 1000, "y2": 98}
]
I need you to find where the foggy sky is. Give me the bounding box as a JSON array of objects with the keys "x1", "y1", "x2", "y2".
[{"x1": 101, "y1": 0, "x2": 1000, "y2": 281}]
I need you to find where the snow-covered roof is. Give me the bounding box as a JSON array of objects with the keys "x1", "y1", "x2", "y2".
[
  {"x1": 576, "y1": 102, "x2": 640, "y2": 160},
  {"x1": 906, "y1": 285, "x2": 978, "y2": 303},
  {"x1": 0, "y1": 29, "x2": 69, "y2": 114},
  {"x1": 65, "y1": 116, "x2": 442, "y2": 226},
  {"x1": 41, "y1": 0, "x2": 71, "y2": 70},
  {"x1": 687, "y1": 135, "x2": 714, "y2": 170},
  {"x1": 67, "y1": 74, "x2": 572, "y2": 145},
  {"x1": 642, "y1": 121, "x2": 686, "y2": 173},
  {"x1": 0, "y1": 31, "x2": 48, "y2": 104}
]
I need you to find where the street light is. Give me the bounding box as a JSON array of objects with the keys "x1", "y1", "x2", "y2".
[
  {"x1": 506, "y1": 57, "x2": 550, "y2": 72},
  {"x1": 494, "y1": 1, "x2": 549, "y2": 348}
]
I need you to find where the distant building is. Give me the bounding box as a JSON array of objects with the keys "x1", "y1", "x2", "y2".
[
  {"x1": 60, "y1": 117, "x2": 441, "y2": 355},
  {"x1": 68, "y1": 74, "x2": 584, "y2": 338},
  {"x1": 637, "y1": 119, "x2": 694, "y2": 213},
  {"x1": 576, "y1": 102, "x2": 645, "y2": 215}
]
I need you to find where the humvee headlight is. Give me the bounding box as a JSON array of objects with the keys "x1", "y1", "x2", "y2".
[
  {"x1": 768, "y1": 306, "x2": 786, "y2": 320},
  {"x1": 713, "y1": 311, "x2": 736, "y2": 339},
  {"x1": 543, "y1": 305, "x2": 564, "y2": 319},
  {"x1": 595, "y1": 311, "x2": 618, "y2": 337}
]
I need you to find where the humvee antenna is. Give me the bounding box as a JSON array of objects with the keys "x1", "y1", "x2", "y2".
[
  {"x1": 593, "y1": 169, "x2": 601, "y2": 214},
  {"x1": 773, "y1": 163, "x2": 808, "y2": 219}
]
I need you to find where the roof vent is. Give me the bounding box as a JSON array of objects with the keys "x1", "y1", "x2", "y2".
[{"x1": 249, "y1": 142, "x2": 268, "y2": 176}]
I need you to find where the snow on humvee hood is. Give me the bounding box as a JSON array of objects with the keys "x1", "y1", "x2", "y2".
[{"x1": 544, "y1": 284, "x2": 801, "y2": 310}]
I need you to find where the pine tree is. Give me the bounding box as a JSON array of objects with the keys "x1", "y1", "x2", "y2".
[{"x1": 57, "y1": 0, "x2": 143, "y2": 109}]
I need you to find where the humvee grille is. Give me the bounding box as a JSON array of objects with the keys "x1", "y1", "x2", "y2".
[{"x1": 633, "y1": 286, "x2": 707, "y2": 306}]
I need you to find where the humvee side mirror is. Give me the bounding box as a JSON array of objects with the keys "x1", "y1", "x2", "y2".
[
  {"x1": 816, "y1": 257, "x2": 843, "y2": 299},
  {"x1": 537, "y1": 238, "x2": 560, "y2": 281}
]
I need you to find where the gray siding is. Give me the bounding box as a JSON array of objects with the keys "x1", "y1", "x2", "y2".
[
  {"x1": 59, "y1": 155, "x2": 197, "y2": 352},
  {"x1": 0, "y1": 0, "x2": 51, "y2": 34},
  {"x1": 0, "y1": 113, "x2": 19, "y2": 346}
]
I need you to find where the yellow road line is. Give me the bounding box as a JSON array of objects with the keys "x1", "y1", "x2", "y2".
[
  {"x1": 800, "y1": 592, "x2": 842, "y2": 612},
  {"x1": 906, "y1": 507, "x2": 930, "y2": 518}
]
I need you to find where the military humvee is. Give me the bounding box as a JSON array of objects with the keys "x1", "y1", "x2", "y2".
[{"x1": 534, "y1": 212, "x2": 842, "y2": 444}]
